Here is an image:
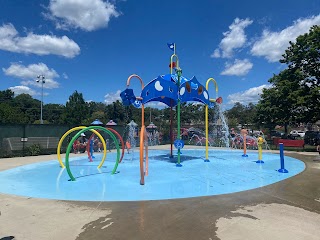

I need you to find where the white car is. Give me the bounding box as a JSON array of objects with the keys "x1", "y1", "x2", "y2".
[{"x1": 290, "y1": 130, "x2": 305, "y2": 137}]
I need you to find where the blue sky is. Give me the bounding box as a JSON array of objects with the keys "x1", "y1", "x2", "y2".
[{"x1": 0, "y1": 0, "x2": 319, "y2": 109}]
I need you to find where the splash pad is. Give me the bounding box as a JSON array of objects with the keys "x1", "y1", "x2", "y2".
[{"x1": 0, "y1": 148, "x2": 305, "y2": 201}]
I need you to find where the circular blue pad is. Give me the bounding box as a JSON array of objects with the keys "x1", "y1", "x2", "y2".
[{"x1": 174, "y1": 139, "x2": 184, "y2": 149}]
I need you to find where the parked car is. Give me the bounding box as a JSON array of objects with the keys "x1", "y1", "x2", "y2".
[
  {"x1": 290, "y1": 130, "x2": 305, "y2": 138},
  {"x1": 270, "y1": 130, "x2": 285, "y2": 138},
  {"x1": 304, "y1": 131, "x2": 320, "y2": 145}
]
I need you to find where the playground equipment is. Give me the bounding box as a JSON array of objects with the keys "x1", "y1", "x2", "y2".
[
  {"x1": 64, "y1": 126, "x2": 121, "y2": 181},
  {"x1": 123, "y1": 74, "x2": 149, "y2": 185},
  {"x1": 256, "y1": 135, "x2": 264, "y2": 163},
  {"x1": 120, "y1": 43, "x2": 222, "y2": 185},
  {"x1": 57, "y1": 125, "x2": 125, "y2": 181},
  {"x1": 205, "y1": 78, "x2": 219, "y2": 162},
  {"x1": 57, "y1": 126, "x2": 107, "y2": 168},
  {"x1": 278, "y1": 143, "x2": 289, "y2": 173}
]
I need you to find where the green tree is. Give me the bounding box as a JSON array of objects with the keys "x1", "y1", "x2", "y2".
[
  {"x1": 44, "y1": 103, "x2": 66, "y2": 124},
  {"x1": 83, "y1": 101, "x2": 108, "y2": 124},
  {"x1": 255, "y1": 70, "x2": 302, "y2": 134},
  {"x1": 257, "y1": 25, "x2": 320, "y2": 129},
  {"x1": 106, "y1": 100, "x2": 126, "y2": 125},
  {"x1": 0, "y1": 90, "x2": 26, "y2": 123},
  {"x1": 13, "y1": 94, "x2": 40, "y2": 124},
  {"x1": 0, "y1": 89, "x2": 14, "y2": 103},
  {"x1": 225, "y1": 102, "x2": 258, "y2": 130},
  {"x1": 280, "y1": 25, "x2": 320, "y2": 123},
  {"x1": 62, "y1": 91, "x2": 90, "y2": 125},
  {"x1": 281, "y1": 25, "x2": 320, "y2": 86},
  {"x1": 0, "y1": 102, "x2": 27, "y2": 123},
  {"x1": 225, "y1": 102, "x2": 245, "y2": 125}
]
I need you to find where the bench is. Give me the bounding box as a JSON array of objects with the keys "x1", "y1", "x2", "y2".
[
  {"x1": 273, "y1": 138, "x2": 305, "y2": 148},
  {"x1": 2, "y1": 137, "x2": 60, "y2": 151}
]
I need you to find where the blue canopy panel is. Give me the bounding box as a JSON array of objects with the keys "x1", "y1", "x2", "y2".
[
  {"x1": 141, "y1": 75, "x2": 178, "y2": 107},
  {"x1": 120, "y1": 88, "x2": 136, "y2": 106},
  {"x1": 179, "y1": 76, "x2": 210, "y2": 105},
  {"x1": 161, "y1": 74, "x2": 188, "y2": 85}
]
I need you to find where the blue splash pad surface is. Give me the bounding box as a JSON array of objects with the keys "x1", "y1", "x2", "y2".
[{"x1": 0, "y1": 149, "x2": 305, "y2": 201}]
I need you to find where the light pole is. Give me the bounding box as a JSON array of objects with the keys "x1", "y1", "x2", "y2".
[{"x1": 36, "y1": 75, "x2": 45, "y2": 124}]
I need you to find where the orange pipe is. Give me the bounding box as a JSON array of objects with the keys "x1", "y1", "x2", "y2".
[
  {"x1": 126, "y1": 74, "x2": 145, "y2": 129},
  {"x1": 127, "y1": 74, "x2": 147, "y2": 185},
  {"x1": 140, "y1": 125, "x2": 145, "y2": 185},
  {"x1": 126, "y1": 74, "x2": 144, "y2": 88},
  {"x1": 144, "y1": 127, "x2": 149, "y2": 176}
]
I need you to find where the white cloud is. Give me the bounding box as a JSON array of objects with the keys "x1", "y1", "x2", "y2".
[
  {"x1": 3, "y1": 63, "x2": 60, "y2": 89},
  {"x1": 3, "y1": 63, "x2": 59, "y2": 79},
  {"x1": 0, "y1": 23, "x2": 80, "y2": 58},
  {"x1": 9, "y1": 86, "x2": 37, "y2": 96},
  {"x1": 62, "y1": 73, "x2": 69, "y2": 79},
  {"x1": 21, "y1": 79, "x2": 59, "y2": 89},
  {"x1": 211, "y1": 49, "x2": 220, "y2": 58},
  {"x1": 104, "y1": 90, "x2": 121, "y2": 105},
  {"x1": 251, "y1": 14, "x2": 320, "y2": 62},
  {"x1": 47, "y1": 0, "x2": 120, "y2": 31},
  {"x1": 212, "y1": 18, "x2": 253, "y2": 58},
  {"x1": 145, "y1": 101, "x2": 166, "y2": 109},
  {"x1": 221, "y1": 59, "x2": 253, "y2": 76},
  {"x1": 227, "y1": 84, "x2": 271, "y2": 105}
]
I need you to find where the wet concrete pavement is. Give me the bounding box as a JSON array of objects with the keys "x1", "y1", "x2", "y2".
[{"x1": 0, "y1": 150, "x2": 320, "y2": 240}]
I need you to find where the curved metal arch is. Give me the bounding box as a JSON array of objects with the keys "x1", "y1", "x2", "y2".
[
  {"x1": 126, "y1": 74, "x2": 144, "y2": 89},
  {"x1": 57, "y1": 126, "x2": 106, "y2": 168},
  {"x1": 65, "y1": 126, "x2": 121, "y2": 181},
  {"x1": 170, "y1": 54, "x2": 179, "y2": 74},
  {"x1": 126, "y1": 74, "x2": 145, "y2": 128},
  {"x1": 205, "y1": 78, "x2": 219, "y2": 161},
  {"x1": 206, "y1": 78, "x2": 218, "y2": 100}
]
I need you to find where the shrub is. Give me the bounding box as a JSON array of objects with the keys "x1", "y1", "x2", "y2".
[{"x1": 27, "y1": 144, "x2": 41, "y2": 156}]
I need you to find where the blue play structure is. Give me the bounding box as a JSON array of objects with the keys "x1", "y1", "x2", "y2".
[
  {"x1": 120, "y1": 44, "x2": 221, "y2": 185},
  {"x1": 120, "y1": 74, "x2": 212, "y2": 108}
]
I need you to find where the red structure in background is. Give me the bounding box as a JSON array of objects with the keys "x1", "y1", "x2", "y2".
[{"x1": 273, "y1": 138, "x2": 305, "y2": 148}]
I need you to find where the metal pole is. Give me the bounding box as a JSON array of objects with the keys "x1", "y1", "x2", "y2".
[
  {"x1": 37, "y1": 75, "x2": 45, "y2": 124},
  {"x1": 205, "y1": 78, "x2": 218, "y2": 162},
  {"x1": 170, "y1": 106, "x2": 173, "y2": 158},
  {"x1": 176, "y1": 68, "x2": 182, "y2": 166},
  {"x1": 41, "y1": 80, "x2": 43, "y2": 124}
]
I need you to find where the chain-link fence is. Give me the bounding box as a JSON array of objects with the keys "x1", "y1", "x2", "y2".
[
  {"x1": 0, "y1": 124, "x2": 72, "y2": 158},
  {"x1": 0, "y1": 124, "x2": 133, "y2": 158}
]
